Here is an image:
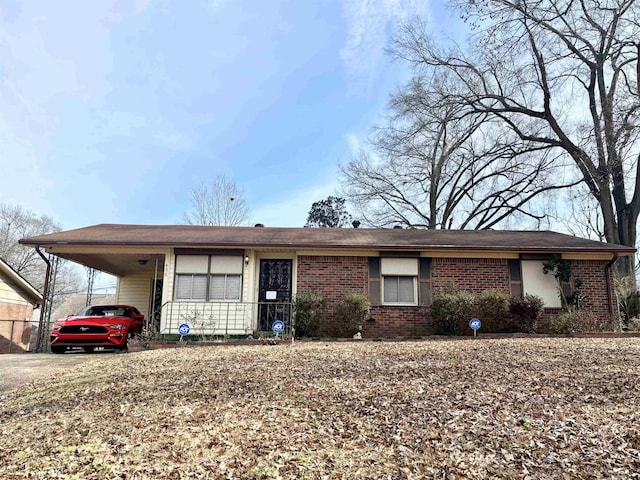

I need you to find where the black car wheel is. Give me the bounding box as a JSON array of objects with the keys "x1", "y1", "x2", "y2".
[
  {"x1": 119, "y1": 329, "x2": 132, "y2": 352},
  {"x1": 51, "y1": 345, "x2": 66, "y2": 354}
]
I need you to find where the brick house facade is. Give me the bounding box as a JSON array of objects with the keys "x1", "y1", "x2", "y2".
[
  {"x1": 296, "y1": 255, "x2": 616, "y2": 336},
  {"x1": 20, "y1": 224, "x2": 633, "y2": 339}
]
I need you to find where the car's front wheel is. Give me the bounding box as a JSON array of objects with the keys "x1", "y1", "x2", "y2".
[
  {"x1": 51, "y1": 345, "x2": 66, "y2": 354},
  {"x1": 119, "y1": 329, "x2": 133, "y2": 352}
]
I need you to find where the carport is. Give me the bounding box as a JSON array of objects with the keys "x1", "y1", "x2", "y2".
[{"x1": 19, "y1": 232, "x2": 169, "y2": 351}]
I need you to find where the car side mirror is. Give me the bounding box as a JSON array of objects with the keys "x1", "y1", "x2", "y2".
[{"x1": 136, "y1": 314, "x2": 144, "y2": 320}]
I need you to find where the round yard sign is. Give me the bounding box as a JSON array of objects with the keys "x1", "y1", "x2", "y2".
[
  {"x1": 469, "y1": 318, "x2": 481, "y2": 331},
  {"x1": 178, "y1": 323, "x2": 190, "y2": 336},
  {"x1": 272, "y1": 320, "x2": 285, "y2": 334}
]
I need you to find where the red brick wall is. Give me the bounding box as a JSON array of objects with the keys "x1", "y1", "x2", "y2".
[
  {"x1": 431, "y1": 258, "x2": 511, "y2": 293},
  {"x1": 367, "y1": 306, "x2": 431, "y2": 337},
  {"x1": 296, "y1": 255, "x2": 616, "y2": 337},
  {"x1": 571, "y1": 260, "x2": 613, "y2": 317},
  {"x1": 0, "y1": 301, "x2": 34, "y2": 353},
  {"x1": 297, "y1": 256, "x2": 368, "y2": 335}
]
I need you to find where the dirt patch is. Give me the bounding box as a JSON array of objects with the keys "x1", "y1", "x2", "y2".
[{"x1": 0, "y1": 351, "x2": 110, "y2": 392}]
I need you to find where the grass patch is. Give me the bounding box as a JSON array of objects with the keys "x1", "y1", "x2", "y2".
[{"x1": 1, "y1": 338, "x2": 639, "y2": 478}]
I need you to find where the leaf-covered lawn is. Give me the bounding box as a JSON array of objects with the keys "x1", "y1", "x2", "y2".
[{"x1": 1, "y1": 338, "x2": 639, "y2": 479}]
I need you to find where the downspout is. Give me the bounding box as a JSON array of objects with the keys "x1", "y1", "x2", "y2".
[
  {"x1": 35, "y1": 247, "x2": 51, "y2": 353},
  {"x1": 605, "y1": 253, "x2": 619, "y2": 315}
]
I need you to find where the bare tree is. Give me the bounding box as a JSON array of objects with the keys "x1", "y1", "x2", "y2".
[
  {"x1": 0, "y1": 203, "x2": 81, "y2": 303},
  {"x1": 392, "y1": 0, "x2": 640, "y2": 273},
  {"x1": 181, "y1": 174, "x2": 250, "y2": 226},
  {"x1": 0, "y1": 203, "x2": 58, "y2": 284},
  {"x1": 341, "y1": 73, "x2": 577, "y2": 229}
]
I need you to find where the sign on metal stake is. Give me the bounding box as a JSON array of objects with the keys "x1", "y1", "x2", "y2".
[
  {"x1": 469, "y1": 318, "x2": 481, "y2": 337},
  {"x1": 178, "y1": 323, "x2": 190, "y2": 339}
]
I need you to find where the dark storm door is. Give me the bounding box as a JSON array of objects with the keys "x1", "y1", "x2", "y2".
[
  {"x1": 258, "y1": 259, "x2": 292, "y2": 331},
  {"x1": 149, "y1": 279, "x2": 163, "y2": 332}
]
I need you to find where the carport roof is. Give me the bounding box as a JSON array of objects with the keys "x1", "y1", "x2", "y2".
[{"x1": 19, "y1": 223, "x2": 636, "y2": 254}]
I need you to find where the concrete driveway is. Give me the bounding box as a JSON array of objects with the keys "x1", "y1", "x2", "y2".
[{"x1": 0, "y1": 352, "x2": 107, "y2": 392}]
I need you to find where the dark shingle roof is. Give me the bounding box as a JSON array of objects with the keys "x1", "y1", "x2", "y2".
[{"x1": 19, "y1": 224, "x2": 635, "y2": 254}]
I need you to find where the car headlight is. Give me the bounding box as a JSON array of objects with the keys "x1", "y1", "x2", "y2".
[
  {"x1": 110, "y1": 324, "x2": 126, "y2": 330},
  {"x1": 52, "y1": 324, "x2": 62, "y2": 331}
]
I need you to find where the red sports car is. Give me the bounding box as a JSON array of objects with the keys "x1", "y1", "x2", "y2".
[{"x1": 50, "y1": 305, "x2": 144, "y2": 353}]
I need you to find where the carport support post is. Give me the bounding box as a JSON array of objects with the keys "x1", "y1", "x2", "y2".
[
  {"x1": 35, "y1": 247, "x2": 51, "y2": 353},
  {"x1": 149, "y1": 255, "x2": 159, "y2": 332}
]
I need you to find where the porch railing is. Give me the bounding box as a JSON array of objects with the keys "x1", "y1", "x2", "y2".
[{"x1": 159, "y1": 301, "x2": 293, "y2": 338}]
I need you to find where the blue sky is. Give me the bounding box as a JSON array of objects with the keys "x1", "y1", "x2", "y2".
[{"x1": 0, "y1": 0, "x2": 465, "y2": 231}]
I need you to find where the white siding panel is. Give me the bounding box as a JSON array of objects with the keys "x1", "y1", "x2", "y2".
[
  {"x1": 116, "y1": 274, "x2": 152, "y2": 318},
  {"x1": 521, "y1": 261, "x2": 562, "y2": 308},
  {"x1": 0, "y1": 276, "x2": 30, "y2": 305}
]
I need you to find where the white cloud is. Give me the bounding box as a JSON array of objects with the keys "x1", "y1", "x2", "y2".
[
  {"x1": 340, "y1": 0, "x2": 429, "y2": 96},
  {"x1": 344, "y1": 132, "x2": 362, "y2": 156}
]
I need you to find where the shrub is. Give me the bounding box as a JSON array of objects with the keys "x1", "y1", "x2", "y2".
[
  {"x1": 292, "y1": 292, "x2": 327, "y2": 338},
  {"x1": 430, "y1": 288, "x2": 476, "y2": 335},
  {"x1": 551, "y1": 311, "x2": 620, "y2": 334},
  {"x1": 618, "y1": 290, "x2": 640, "y2": 329},
  {"x1": 509, "y1": 294, "x2": 544, "y2": 333},
  {"x1": 628, "y1": 318, "x2": 640, "y2": 332},
  {"x1": 476, "y1": 290, "x2": 511, "y2": 332},
  {"x1": 550, "y1": 312, "x2": 580, "y2": 334},
  {"x1": 333, "y1": 293, "x2": 370, "y2": 337}
]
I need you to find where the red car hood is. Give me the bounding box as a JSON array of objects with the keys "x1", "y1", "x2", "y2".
[{"x1": 57, "y1": 315, "x2": 130, "y2": 325}]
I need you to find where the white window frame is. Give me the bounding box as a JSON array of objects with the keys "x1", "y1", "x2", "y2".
[
  {"x1": 381, "y1": 258, "x2": 419, "y2": 306},
  {"x1": 174, "y1": 254, "x2": 243, "y2": 302},
  {"x1": 175, "y1": 274, "x2": 208, "y2": 300},
  {"x1": 209, "y1": 273, "x2": 242, "y2": 301}
]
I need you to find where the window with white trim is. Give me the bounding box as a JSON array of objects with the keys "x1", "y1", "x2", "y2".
[
  {"x1": 175, "y1": 274, "x2": 208, "y2": 300},
  {"x1": 381, "y1": 258, "x2": 418, "y2": 305},
  {"x1": 174, "y1": 254, "x2": 243, "y2": 301}
]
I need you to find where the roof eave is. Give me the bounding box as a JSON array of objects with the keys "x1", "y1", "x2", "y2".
[
  {"x1": 0, "y1": 259, "x2": 43, "y2": 303},
  {"x1": 22, "y1": 239, "x2": 636, "y2": 255}
]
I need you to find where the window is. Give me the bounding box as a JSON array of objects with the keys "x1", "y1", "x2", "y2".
[
  {"x1": 174, "y1": 254, "x2": 243, "y2": 301},
  {"x1": 381, "y1": 258, "x2": 418, "y2": 305},
  {"x1": 175, "y1": 274, "x2": 207, "y2": 300},
  {"x1": 384, "y1": 276, "x2": 416, "y2": 303},
  {"x1": 508, "y1": 259, "x2": 523, "y2": 296},
  {"x1": 210, "y1": 274, "x2": 241, "y2": 300}
]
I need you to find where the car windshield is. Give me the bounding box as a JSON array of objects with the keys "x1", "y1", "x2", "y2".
[{"x1": 77, "y1": 306, "x2": 131, "y2": 317}]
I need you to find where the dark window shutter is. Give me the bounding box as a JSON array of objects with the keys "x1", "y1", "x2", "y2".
[
  {"x1": 368, "y1": 257, "x2": 381, "y2": 306},
  {"x1": 419, "y1": 258, "x2": 432, "y2": 305},
  {"x1": 508, "y1": 259, "x2": 523, "y2": 297}
]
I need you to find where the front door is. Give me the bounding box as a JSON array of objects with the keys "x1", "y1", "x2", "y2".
[
  {"x1": 149, "y1": 279, "x2": 163, "y2": 332},
  {"x1": 258, "y1": 259, "x2": 292, "y2": 331}
]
